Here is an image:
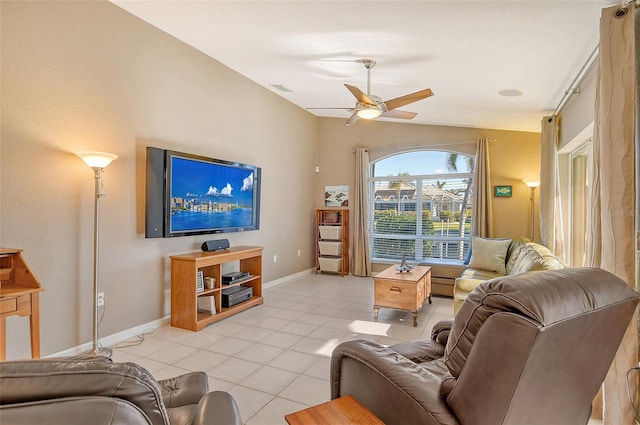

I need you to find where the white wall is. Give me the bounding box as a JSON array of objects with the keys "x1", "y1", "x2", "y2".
[
  {"x1": 559, "y1": 64, "x2": 597, "y2": 150},
  {"x1": 1, "y1": 1, "x2": 317, "y2": 358}
]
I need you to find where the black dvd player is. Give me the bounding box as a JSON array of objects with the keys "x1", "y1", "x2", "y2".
[
  {"x1": 222, "y1": 271, "x2": 251, "y2": 284},
  {"x1": 221, "y1": 286, "x2": 253, "y2": 308}
]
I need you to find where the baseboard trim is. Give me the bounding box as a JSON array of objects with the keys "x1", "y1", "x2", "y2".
[
  {"x1": 263, "y1": 268, "x2": 315, "y2": 290},
  {"x1": 48, "y1": 268, "x2": 313, "y2": 358},
  {"x1": 48, "y1": 316, "x2": 170, "y2": 358}
]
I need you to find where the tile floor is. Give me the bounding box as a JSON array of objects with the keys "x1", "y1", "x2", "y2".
[{"x1": 110, "y1": 271, "x2": 454, "y2": 425}]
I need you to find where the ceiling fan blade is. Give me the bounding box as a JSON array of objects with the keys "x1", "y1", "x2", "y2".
[
  {"x1": 380, "y1": 110, "x2": 417, "y2": 120},
  {"x1": 383, "y1": 88, "x2": 434, "y2": 111},
  {"x1": 345, "y1": 112, "x2": 360, "y2": 126},
  {"x1": 344, "y1": 84, "x2": 376, "y2": 105},
  {"x1": 306, "y1": 107, "x2": 353, "y2": 110}
]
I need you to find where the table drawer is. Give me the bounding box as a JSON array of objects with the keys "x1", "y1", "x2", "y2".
[
  {"x1": 0, "y1": 297, "x2": 17, "y2": 314},
  {"x1": 0, "y1": 294, "x2": 31, "y2": 316},
  {"x1": 375, "y1": 280, "x2": 418, "y2": 310}
]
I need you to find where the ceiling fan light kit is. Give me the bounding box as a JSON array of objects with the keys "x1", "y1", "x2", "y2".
[
  {"x1": 357, "y1": 106, "x2": 382, "y2": 119},
  {"x1": 309, "y1": 58, "x2": 434, "y2": 126}
]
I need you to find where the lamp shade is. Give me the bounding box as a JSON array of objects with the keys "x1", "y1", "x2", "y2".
[
  {"x1": 522, "y1": 180, "x2": 540, "y2": 188},
  {"x1": 76, "y1": 151, "x2": 118, "y2": 169},
  {"x1": 357, "y1": 107, "x2": 382, "y2": 119}
]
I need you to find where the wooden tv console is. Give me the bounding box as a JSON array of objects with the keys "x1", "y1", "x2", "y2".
[{"x1": 170, "y1": 246, "x2": 263, "y2": 331}]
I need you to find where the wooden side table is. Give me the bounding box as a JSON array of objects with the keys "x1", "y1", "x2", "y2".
[
  {"x1": 285, "y1": 396, "x2": 384, "y2": 425},
  {"x1": 373, "y1": 264, "x2": 432, "y2": 327},
  {"x1": 0, "y1": 248, "x2": 43, "y2": 360}
]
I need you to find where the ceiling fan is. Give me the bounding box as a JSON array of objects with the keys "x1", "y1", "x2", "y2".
[{"x1": 309, "y1": 59, "x2": 434, "y2": 126}]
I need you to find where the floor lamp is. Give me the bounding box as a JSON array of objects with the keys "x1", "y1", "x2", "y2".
[
  {"x1": 522, "y1": 180, "x2": 540, "y2": 241},
  {"x1": 76, "y1": 151, "x2": 118, "y2": 355}
]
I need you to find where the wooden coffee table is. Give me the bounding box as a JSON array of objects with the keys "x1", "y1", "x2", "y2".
[
  {"x1": 373, "y1": 264, "x2": 432, "y2": 327},
  {"x1": 285, "y1": 395, "x2": 383, "y2": 425}
]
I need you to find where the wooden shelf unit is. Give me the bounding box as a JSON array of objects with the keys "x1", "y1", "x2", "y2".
[
  {"x1": 0, "y1": 248, "x2": 44, "y2": 360},
  {"x1": 170, "y1": 246, "x2": 263, "y2": 331},
  {"x1": 315, "y1": 209, "x2": 349, "y2": 276}
]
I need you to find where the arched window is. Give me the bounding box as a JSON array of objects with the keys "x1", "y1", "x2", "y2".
[{"x1": 370, "y1": 150, "x2": 474, "y2": 262}]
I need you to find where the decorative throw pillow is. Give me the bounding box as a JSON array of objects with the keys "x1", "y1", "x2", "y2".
[
  {"x1": 467, "y1": 237, "x2": 512, "y2": 274},
  {"x1": 463, "y1": 247, "x2": 473, "y2": 265}
]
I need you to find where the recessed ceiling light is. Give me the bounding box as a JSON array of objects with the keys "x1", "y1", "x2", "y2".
[
  {"x1": 499, "y1": 89, "x2": 523, "y2": 97},
  {"x1": 270, "y1": 84, "x2": 293, "y2": 93}
]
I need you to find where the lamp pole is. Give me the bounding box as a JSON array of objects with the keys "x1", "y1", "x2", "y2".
[
  {"x1": 528, "y1": 186, "x2": 537, "y2": 241},
  {"x1": 90, "y1": 166, "x2": 104, "y2": 355},
  {"x1": 76, "y1": 151, "x2": 117, "y2": 356},
  {"x1": 522, "y1": 180, "x2": 540, "y2": 242}
]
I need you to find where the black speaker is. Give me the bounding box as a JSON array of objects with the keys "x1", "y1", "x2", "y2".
[
  {"x1": 201, "y1": 239, "x2": 230, "y2": 252},
  {"x1": 145, "y1": 147, "x2": 166, "y2": 238}
]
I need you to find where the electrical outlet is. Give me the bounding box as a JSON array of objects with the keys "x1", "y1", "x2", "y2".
[
  {"x1": 297, "y1": 249, "x2": 301, "y2": 257},
  {"x1": 97, "y1": 292, "x2": 105, "y2": 307},
  {"x1": 273, "y1": 254, "x2": 278, "y2": 263}
]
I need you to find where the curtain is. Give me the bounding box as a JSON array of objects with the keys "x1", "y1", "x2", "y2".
[
  {"x1": 586, "y1": 4, "x2": 638, "y2": 424},
  {"x1": 539, "y1": 116, "x2": 566, "y2": 260},
  {"x1": 471, "y1": 138, "x2": 493, "y2": 237},
  {"x1": 351, "y1": 147, "x2": 371, "y2": 276}
]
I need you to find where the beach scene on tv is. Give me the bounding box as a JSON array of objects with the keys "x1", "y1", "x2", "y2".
[{"x1": 170, "y1": 156, "x2": 256, "y2": 232}]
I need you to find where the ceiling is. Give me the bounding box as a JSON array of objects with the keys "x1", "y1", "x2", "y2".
[{"x1": 110, "y1": 1, "x2": 610, "y2": 133}]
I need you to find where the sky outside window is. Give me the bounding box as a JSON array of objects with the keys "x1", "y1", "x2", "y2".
[{"x1": 374, "y1": 151, "x2": 472, "y2": 177}]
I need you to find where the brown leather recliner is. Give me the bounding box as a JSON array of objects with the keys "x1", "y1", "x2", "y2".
[
  {"x1": 0, "y1": 355, "x2": 241, "y2": 425},
  {"x1": 331, "y1": 267, "x2": 640, "y2": 425}
]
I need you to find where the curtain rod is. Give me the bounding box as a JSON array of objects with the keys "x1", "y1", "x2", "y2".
[
  {"x1": 551, "y1": 44, "x2": 599, "y2": 117},
  {"x1": 619, "y1": 0, "x2": 639, "y2": 10},
  {"x1": 351, "y1": 139, "x2": 494, "y2": 153},
  {"x1": 552, "y1": 0, "x2": 638, "y2": 116}
]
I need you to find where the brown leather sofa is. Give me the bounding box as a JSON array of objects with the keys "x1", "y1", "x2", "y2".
[
  {"x1": 0, "y1": 355, "x2": 241, "y2": 425},
  {"x1": 331, "y1": 267, "x2": 640, "y2": 425}
]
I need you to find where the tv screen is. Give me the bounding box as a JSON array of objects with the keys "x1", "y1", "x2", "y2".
[{"x1": 145, "y1": 147, "x2": 261, "y2": 238}]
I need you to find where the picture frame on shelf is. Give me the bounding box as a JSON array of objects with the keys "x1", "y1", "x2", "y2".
[{"x1": 196, "y1": 271, "x2": 204, "y2": 293}]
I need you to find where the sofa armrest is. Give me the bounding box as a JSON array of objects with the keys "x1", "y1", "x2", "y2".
[
  {"x1": 159, "y1": 371, "x2": 208, "y2": 408},
  {"x1": 431, "y1": 319, "x2": 454, "y2": 345},
  {"x1": 331, "y1": 340, "x2": 459, "y2": 425},
  {"x1": 389, "y1": 337, "x2": 445, "y2": 363},
  {"x1": 194, "y1": 391, "x2": 241, "y2": 425}
]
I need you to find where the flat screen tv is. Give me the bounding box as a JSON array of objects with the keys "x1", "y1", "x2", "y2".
[{"x1": 145, "y1": 147, "x2": 261, "y2": 238}]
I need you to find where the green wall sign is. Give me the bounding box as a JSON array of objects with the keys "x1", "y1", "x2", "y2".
[{"x1": 494, "y1": 185, "x2": 512, "y2": 197}]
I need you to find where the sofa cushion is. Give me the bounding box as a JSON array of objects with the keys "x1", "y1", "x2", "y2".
[
  {"x1": 459, "y1": 268, "x2": 504, "y2": 281},
  {"x1": 508, "y1": 242, "x2": 565, "y2": 275},
  {"x1": 504, "y1": 240, "x2": 525, "y2": 274},
  {"x1": 454, "y1": 278, "x2": 485, "y2": 294},
  {"x1": 467, "y1": 237, "x2": 512, "y2": 274}
]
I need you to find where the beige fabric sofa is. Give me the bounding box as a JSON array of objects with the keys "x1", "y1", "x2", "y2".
[{"x1": 453, "y1": 238, "x2": 564, "y2": 313}]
